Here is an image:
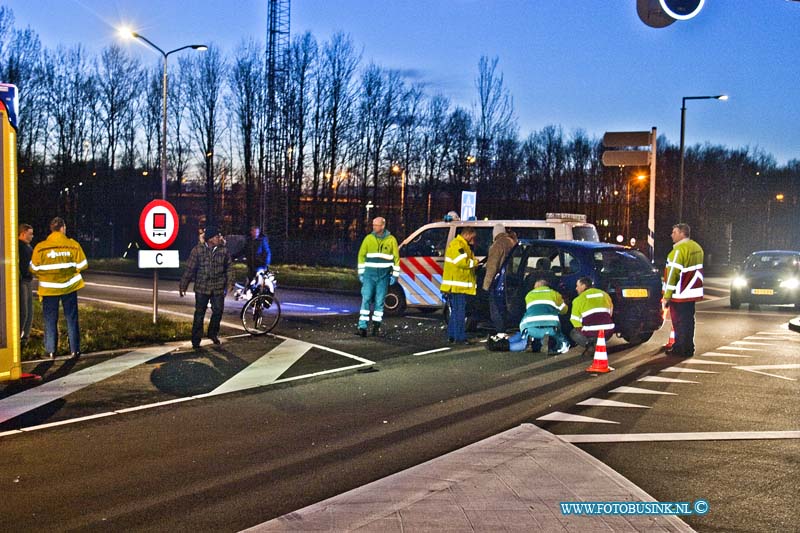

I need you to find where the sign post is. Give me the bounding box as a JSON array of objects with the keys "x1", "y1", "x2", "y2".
[{"x1": 139, "y1": 199, "x2": 180, "y2": 323}]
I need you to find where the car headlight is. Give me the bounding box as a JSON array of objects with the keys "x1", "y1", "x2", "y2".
[
  {"x1": 779, "y1": 278, "x2": 799, "y2": 289},
  {"x1": 732, "y1": 276, "x2": 748, "y2": 288}
]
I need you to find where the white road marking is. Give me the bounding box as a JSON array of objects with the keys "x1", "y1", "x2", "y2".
[
  {"x1": 660, "y1": 366, "x2": 718, "y2": 374},
  {"x1": 677, "y1": 359, "x2": 735, "y2": 366},
  {"x1": 757, "y1": 331, "x2": 797, "y2": 336},
  {"x1": 609, "y1": 386, "x2": 677, "y2": 395},
  {"x1": 85, "y1": 281, "x2": 157, "y2": 293},
  {"x1": 283, "y1": 302, "x2": 315, "y2": 308},
  {"x1": 716, "y1": 346, "x2": 762, "y2": 352},
  {"x1": 733, "y1": 364, "x2": 800, "y2": 381},
  {"x1": 560, "y1": 430, "x2": 800, "y2": 443},
  {"x1": 536, "y1": 411, "x2": 619, "y2": 424},
  {"x1": 0, "y1": 346, "x2": 174, "y2": 424},
  {"x1": 413, "y1": 347, "x2": 451, "y2": 356},
  {"x1": 732, "y1": 340, "x2": 776, "y2": 346},
  {"x1": 208, "y1": 339, "x2": 313, "y2": 396},
  {"x1": 638, "y1": 376, "x2": 698, "y2": 384},
  {"x1": 746, "y1": 336, "x2": 799, "y2": 341},
  {"x1": 576, "y1": 398, "x2": 650, "y2": 409},
  {"x1": 699, "y1": 352, "x2": 752, "y2": 358}
]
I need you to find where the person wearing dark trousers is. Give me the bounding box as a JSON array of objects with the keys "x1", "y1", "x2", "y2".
[
  {"x1": 179, "y1": 225, "x2": 232, "y2": 349},
  {"x1": 662, "y1": 223, "x2": 704, "y2": 357},
  {"x1": 29, "y1": 217, "x2": 88, "y2": 359},
  {"x1": 18, "y1": 223, "x2": 34, "y2": 346},
  {"x1": 483, "y1": 225, "x2": 517, "y2": 333}
]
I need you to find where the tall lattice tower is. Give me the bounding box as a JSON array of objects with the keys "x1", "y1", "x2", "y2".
[{"x1": 261, "y1": 0, "x2": 291, "y2": 252}]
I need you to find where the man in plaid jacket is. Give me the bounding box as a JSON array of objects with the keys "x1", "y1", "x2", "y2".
[{"x1": 179, "y1": 225, "x2": 232, "y2": 349}]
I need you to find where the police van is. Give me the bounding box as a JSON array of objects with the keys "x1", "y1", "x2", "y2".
[{"x1": 385, "y1": 213, "x2": 599, "y2": 315}]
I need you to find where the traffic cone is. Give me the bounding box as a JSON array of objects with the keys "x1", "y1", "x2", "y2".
[
  {"x1": 585, "y1": 329, "x2": 613, "y2": 373},
  {"x1": 664, "y1": 326, "x2": 675, "y2": 349}
]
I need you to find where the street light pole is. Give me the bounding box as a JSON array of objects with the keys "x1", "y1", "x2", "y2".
[
  {"x1": 120, "y1": 29, "x2": 207, "y2": 323},
  {"x1": 124, "y1": 32, "x2": 207, "y2": 200},
  {"x1": 678, "y1": 94, "x2": 728, "y2": 222}
]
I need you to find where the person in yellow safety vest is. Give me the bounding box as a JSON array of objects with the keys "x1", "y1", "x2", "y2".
[
  {"x1": 517, "y1": 278, "x2": 570, "y2": 354},
  {"x1": 440, "y1": 227, "x2": 477, "y2": 344},
  {"x1": 662, "y1": 222, "x2": 704, "y2": 357},
  {"x1": 357, "y1": 217, "x2": 400, "y2": 337},
  {"x1": 569, "y1": 276, "x2": 615, "y2": 356},
  {"x1": 29, "y1": 217, "x2": 88, "y2": 359}
]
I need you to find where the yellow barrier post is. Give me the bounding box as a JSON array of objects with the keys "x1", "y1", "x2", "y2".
[{"x1": 1, "y1": 83, "x2": 22, "y2": 382}]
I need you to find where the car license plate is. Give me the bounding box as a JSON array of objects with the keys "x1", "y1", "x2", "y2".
[
  {"x1": 622, "y1": 288, "x2": 648, "y2": 298},
  {"x1": 751, "y1": 289, "x2": 774, "y2": 295}
]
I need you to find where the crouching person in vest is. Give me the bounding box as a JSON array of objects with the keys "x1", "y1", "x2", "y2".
[
  {"x1": 513, "y1": 278, "x2": 569, "y2": 355},
  {"x1": 569, "y1": 276, "x2": 615, "y2": 357},
  {"x1": 357, "y1": 217, "x2": 399, "y2": 337},
  {"x1": 30, "y1": 217, "x2": 88, "y2": 359}
]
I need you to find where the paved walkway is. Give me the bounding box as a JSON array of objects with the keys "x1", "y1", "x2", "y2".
[{"x1": 247, "y1": 424, "x2": 693, "y2": 532}]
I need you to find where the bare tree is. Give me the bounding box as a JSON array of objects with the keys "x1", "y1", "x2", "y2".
[
  {"x1": 182, "y1": 45, "x2": 227, "y2": 222},
  {"x1": 474, "y1": 55, "x2": 515, "y2": 192},
  {"x1": 229, "y1": 39, "x2": 264, "y2": 229}
]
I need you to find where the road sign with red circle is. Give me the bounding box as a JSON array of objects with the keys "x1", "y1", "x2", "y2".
[{"x1": 139, "y1": 200, "x2": 179, "y2": 249}]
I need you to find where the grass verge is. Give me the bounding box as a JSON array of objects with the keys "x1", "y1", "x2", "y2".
[{"x1": 21, "y1": 299, "x2": 194, "y2": 361}]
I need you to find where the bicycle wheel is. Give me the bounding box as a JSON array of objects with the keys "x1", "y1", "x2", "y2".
[{"x1": 242, "y1": 294, "x2": 281, "y2": 335}]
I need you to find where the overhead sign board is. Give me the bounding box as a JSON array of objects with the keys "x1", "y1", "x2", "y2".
[
  {"x1": 603, "y1": 131, "x2": 652, "y2": 148},
  {"x1": 138, "y1": 250, "x2": 180, "y2": 269},
  {"x1": 139, "y1": 199, "x2": 179, "y2": 250},
  {"x1": 601, "y1": 151, "x2": 651, "y2": 167},
  {"x1": 460, "y1": 191, "x2": 476, "y2": 221}
]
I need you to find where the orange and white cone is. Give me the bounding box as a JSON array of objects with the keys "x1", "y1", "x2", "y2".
[
  {"x1": 664, "y1": 326, "x2": 675, "y2": 349},
  {"x1": 585, "y1": 329, "x2": 613, "y2": 373}
]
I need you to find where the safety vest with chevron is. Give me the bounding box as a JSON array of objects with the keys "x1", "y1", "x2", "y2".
[
  {"x1": 570, "y1": 287, "x2": 615, "y2": 334},
  {"x1": 663, "y1": 238, "x2": 704, "y2": 302}
]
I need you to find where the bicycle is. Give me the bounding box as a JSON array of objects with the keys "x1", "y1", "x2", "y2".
[{"x1": 233, "y1": 268, "x2": 281, "y2": 335}]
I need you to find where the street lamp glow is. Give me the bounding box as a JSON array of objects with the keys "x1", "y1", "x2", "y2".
[
  {"x1": 118, "y1": 26, "x2": 136, "y2": 40},
  {"x1": 717, "y1": 94, "x2": 729, "y2": 101}
]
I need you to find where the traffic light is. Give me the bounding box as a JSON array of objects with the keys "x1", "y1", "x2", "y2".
[{"x1": 637, "y1": 0, "x2": 706, "y2": 28}]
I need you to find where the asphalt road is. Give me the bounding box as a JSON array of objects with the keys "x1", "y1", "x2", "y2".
[{"x1": 2, "y1": 275, "x2": 798, "y2": 532}]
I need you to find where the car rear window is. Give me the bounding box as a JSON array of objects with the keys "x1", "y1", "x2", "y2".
[
  {"x1": 595, "y1": 249, "x2": 655, "y2": 276},
  {"x1": 571, "y1": 226, "x2": 599, "y2": 242},
  {"x1": 511, "y1": 227, "x2": 556, "y2": 240}
]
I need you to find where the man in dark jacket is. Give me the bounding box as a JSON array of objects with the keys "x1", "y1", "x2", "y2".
[
  {"x1": 482, "y1": 224, "x2": 518, "y2": 333},
  {"x1": 18, "y1": 223, "x2": 34, "y2": 346},
  {"x1": 179, "y1": 225, "x2": 232, "y2": 349},
  {"x1": 246, "y1": 225, "x2": 271, "y2": 281}
]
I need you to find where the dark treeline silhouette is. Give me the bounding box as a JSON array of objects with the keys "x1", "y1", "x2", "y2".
[{"x1": 2, "y1": 7, "x2": 797, "y2": 267}]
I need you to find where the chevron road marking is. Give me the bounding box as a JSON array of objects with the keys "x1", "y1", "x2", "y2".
[
  {"x1": 536, "y1": 412, "x2": 619, "y2": 424},
  {"x1": 576, "y1": 398, "x2": 650, "y2": 408},
  {"x1": 733, "y1": 364, "x2": 800, "y2": 381},
  {"x1": 608, "y1": 386, "x2": 677, "y2": 395},
  {"x1": 0, "y1": 346, "x2": 174, "y2": 425},
  {"x1": 208, "y1": 339, "x2": 313, "y2": 396},
  {"x1": 560, "y1": 431, "x2": 800, "y2": 443},
  {"x1": 638, "y1": 376, "x2": 699, "y2": 384},
  {"x1": 660, "y1": 366, "x2": 718, "y2": 374}
]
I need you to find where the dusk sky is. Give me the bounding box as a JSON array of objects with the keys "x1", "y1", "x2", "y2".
[{"x1": 3, "y1": 0, "x2": 799, "y2": 165}]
